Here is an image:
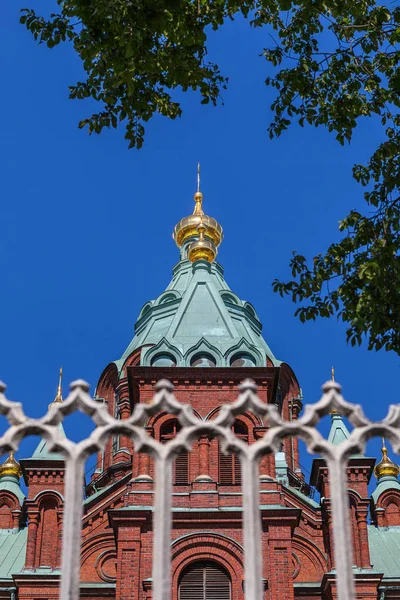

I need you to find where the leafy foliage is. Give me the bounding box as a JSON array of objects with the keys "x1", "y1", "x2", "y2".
[
  {"x1": 261, "y1": 1, "x2": 400, "y2": 353},
  {"x1": 20, "y1": 0, "x2": 400, "y2": 352},
  {"x1": 20, "y1": 0, "x2": 230, "y2": 149}
]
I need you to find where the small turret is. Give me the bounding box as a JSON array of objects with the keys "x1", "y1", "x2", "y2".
[
  {"x1": 0, "y1": 452, "x2": 24, "y2": 528},
  {"x1": 0, "y1": 452, "x2": 22, "y2": 479},
  {"x1": 374, "y1": 439, "x2": 400, "y2": 480},
  {"x1": 371, "y1": 439, "x2": 400, "y2": 527}
]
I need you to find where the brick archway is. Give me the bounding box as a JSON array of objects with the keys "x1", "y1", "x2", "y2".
[{"x1": 171, "y1": 533, "x2": 244, "y2": 600}]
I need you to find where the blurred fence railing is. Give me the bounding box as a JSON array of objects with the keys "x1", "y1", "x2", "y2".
[{"x1": 1, "y1": 377, "x2": 399, "y2": 600}]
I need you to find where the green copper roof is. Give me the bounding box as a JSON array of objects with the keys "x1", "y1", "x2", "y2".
[
  {"x1": 0, "y1": 475, "x2": 25, "y2": 506},
  {"x1": 327, "y1": 413, "x2": 364, "y2": 459},
  {"x1": 118, "y1": 255, "x2": 279, "y2": 369},
  {"x1": 30, "y1": 423, "x2": 66, "y2": 461},
  {"x1": 327, "y1": 413, "x2": 351, "y2": 446},
  {"x1": 0, "y1": 528, "x2": 27, "y2": 580},
  {"x1": 371, "y1": 475, "x2": 400, "y2": 503},
  {"x1": 368, "y1": 526, "x2": 400, "y2": 577}
]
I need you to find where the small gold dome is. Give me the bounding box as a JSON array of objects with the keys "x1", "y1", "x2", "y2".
[
  {"x1": 173, "y1": 166, "x2": 223, "y2": 257},
  {"x1": 188, "y1": 222, "x2": 217, "y2": 263},
  {"x1": 0, "y1": 452, "x2": 22, "y2": 479},
  {"x1": 374, "y1": 442, "x2": 400, "y2": 479}
]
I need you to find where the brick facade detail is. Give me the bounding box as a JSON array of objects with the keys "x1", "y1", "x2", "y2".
[{"x1": 2, "y1": 360, "x2": 398, "y2": 599}]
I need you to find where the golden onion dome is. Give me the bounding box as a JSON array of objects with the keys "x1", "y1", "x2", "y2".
[
  {"x1": 374, "y1": 440, "x2": 400, "y2": 479},
  {"x1": 0, "y1": 452, "x2": 22, "y2": 479},
  {"x1": 188, "y1": 221, "x2": 217, "y2": 263},
  {"x1": 173, "y1": 165, "x2": 223, "y2": 254}
]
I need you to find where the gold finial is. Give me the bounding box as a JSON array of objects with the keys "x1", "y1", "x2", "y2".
[
  {"x1": 188, "y1": 217, "x2": 217, "y2": 263},
  {"x1": 374, "y1": 438, "x2": 400, "y2": 479},
  {"x1": 54, "y1": 366, "x2": 63, "y2": 404},
  {"x1": 0, "y1": 452, "x2": 22, "y2": 479},
  {"x1": 49, "y1": 367, "x2": 63, "y2": 408},
  {"x1": 173, "y1": 166, "x2": 223, "y2": 257}
]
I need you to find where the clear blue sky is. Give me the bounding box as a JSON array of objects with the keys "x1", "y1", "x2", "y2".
[{"x1": 1, "y1": 1, "x2": 398, "y2": 474}]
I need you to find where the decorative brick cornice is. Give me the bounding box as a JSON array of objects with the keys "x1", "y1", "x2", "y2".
[{"x1": 127, "y1": 366, "x2": 279, "y2": 406}]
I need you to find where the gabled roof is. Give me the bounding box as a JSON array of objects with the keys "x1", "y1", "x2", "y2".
[
  {"x1": 30, "y1": 423, "x2": 66, "y2": 461},
  {"x1": 0, "y1": 528, "x2": 27, "y2": 580},
  {"x1": 327, "y1": 413, "x2": 351, "y2": 446}
]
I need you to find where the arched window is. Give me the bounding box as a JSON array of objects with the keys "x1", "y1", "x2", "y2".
[
  {"x1": 219, "y1": 420, "x2": 248, "y2": 485},
  {"x1": 190, "y1": 353, "x2": 216, "y2": 367},
  {"x1": 38, "y1": 499, "x2": 59, "y2": 568},
  {"x1": 151, "y1": 353, "x2": 177, "y2": 367},
  {"x1": 112, "y1": 395, "x2": 121, "y2": 454},
  {"x1": 0, "y1": 501, "x2": 13, "y2": 529},
  {"x1": 160, "y1": 420, "x2": 189, "y2": 485},
  {"x1": 230, "y1": 354, "x2": 256, "y2": 367},
  {"x1": 179, "y1": 561, "x2": 231, "y2": 600}
]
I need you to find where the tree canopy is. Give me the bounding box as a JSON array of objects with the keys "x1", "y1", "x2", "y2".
[{"x1": 21, "y1": 0, "x2": 400, "y2": 354}]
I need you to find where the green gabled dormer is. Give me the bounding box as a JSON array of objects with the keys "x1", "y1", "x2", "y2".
[{"x1": 117, "y1": 178, "x2": 279, "y2": 370}]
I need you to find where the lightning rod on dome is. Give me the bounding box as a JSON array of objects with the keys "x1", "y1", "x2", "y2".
[
  {"x1": 53, "y1": 366, "x2": 63, "y2": 404},
  {"x1": 197, "y1": 162, "x2": 201, "y2": 193}
]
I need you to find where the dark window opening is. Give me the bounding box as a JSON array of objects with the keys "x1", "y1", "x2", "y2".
[
  {"x1": 179, "y1": 561, "x2": 231, "y2": 600},
  {"x1": 160, "y1": 419, "x2": 189, "y2": 485},
  {"x1": 219, "y1": 420, "x2": 248, "y2": 485}
]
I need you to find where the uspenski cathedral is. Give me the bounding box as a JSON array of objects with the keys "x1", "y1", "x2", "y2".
[{"x1": 1, "y1": 176, "x2": 400, "y2": 600}]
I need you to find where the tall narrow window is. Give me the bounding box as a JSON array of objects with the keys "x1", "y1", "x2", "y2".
[
  {"x1": 160, "y1": 419, "x2": 189, "y2": 485},
  {"x1": 219, "y1": 420, "x2": 248, "y2": 485},
  {"x1": 179, "y1": 561, "x2": 231, "y2": 600},
  {"x1": 112, "y1": 397, "x2": 121, "y2": 455}
]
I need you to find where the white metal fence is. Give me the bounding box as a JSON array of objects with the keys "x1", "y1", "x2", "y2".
[{"x1": 0, "y1": 377, "x2": 399, "y2": 600}]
